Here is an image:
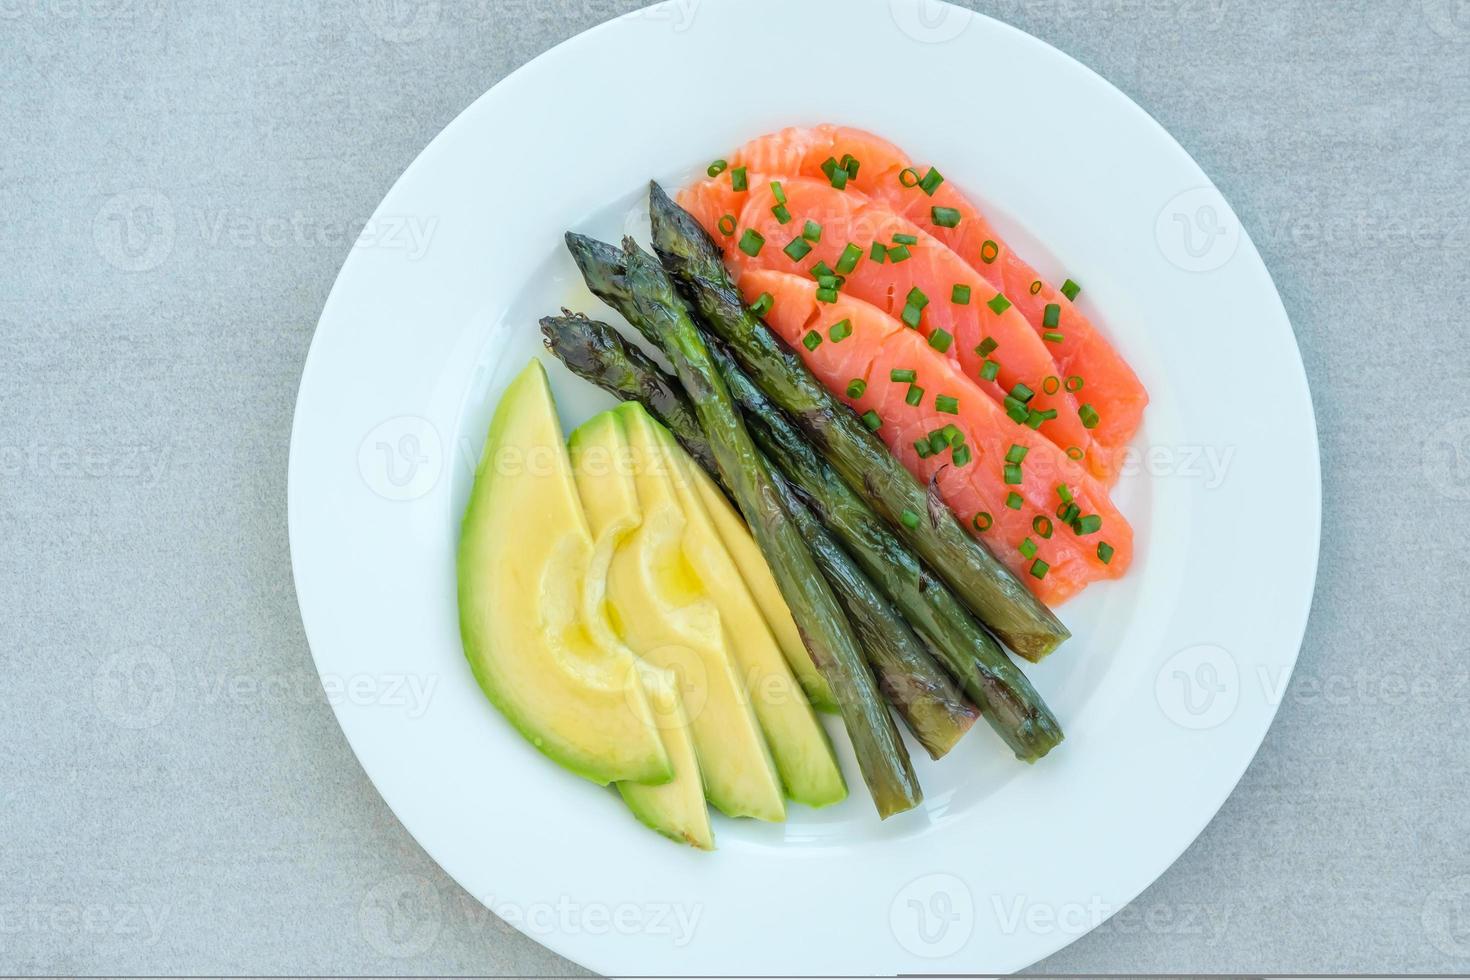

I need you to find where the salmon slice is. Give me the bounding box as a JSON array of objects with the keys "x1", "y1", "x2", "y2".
[
  {"x1": 680, "y1": 174, "x2": 1098, "y2": 470},
  {"x1": 737, "y1": 268, "x2": 1130, "y2": 606},
  {"x1": 693, "y1": 124, "x2": 1149, "y2": 482}
]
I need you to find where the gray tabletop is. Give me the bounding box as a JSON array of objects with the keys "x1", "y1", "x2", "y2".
[{"x1": 4, "y1": 0, "x2": 1469, "y2": 974}]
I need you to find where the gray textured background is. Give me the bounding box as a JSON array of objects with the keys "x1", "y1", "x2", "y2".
[{"x1": 3, "y1": 0, "x2": 1469, "y2": 975}]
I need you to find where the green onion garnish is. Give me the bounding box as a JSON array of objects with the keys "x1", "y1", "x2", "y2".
[
  {"x1": 900, "y1": 509, "x2": 920, "y2": 529},
  {"x1": 1057, "y1": 484, "x2": 1074, "y2": 503},
  {"x1": 1065, "y1": 375, "x2": 1084, "y2": 392},
  {"x1": 784, "y1": 237, "x2": 812, "y2": 261},
  {"x1": 901, "y1": 304, "x2": 922, "y2": 329},
  {"x1": 914, "y1": 438, "x2": 933, "y2": 459},
  {"x1": 707, "y1": 159, "x2": 729, "y2": 177},
  {"x1": 1043, "y1": 303, "x2": 1061, "y2": 328},
  {"x1": 1024, "y1": 410, "x2": 1045, "y2": 430},
  {"x1": 738, "y1": 229, "x2": 765, "y2": 256},
  {"x1": 973, "y1": 511, "x2": 993, "y2": 531},
  {"x1": 1029, "y1": 279, "x2": 1043, "y2": 295},
  {"x1": 816, "y1": 287, "x2": 839, "y2": 303},
  {"x1": 836, "y1": 243, "x2": 862, "y2": 274},
  {"x1": 976, "y1": 336, "x2": 998, "y2": 357},
  {"x1": 1005, "y1": 444, "x2": 1029, "y2": 464},
  {"x1": 829, "y1": 167, "x2": 849, "y2": 190},
  {"x1": 773, "y1": 203, "x2": 793, "y2": 224},
  {"x1": 1042, "y1": 376, "x2": 1060, "y2": 395},
  {"x1": 932, "y1": 206, "x2": 961, "y2": 228},
  {"x1": 936, "y1": 394, "x2": 959, "y2": 414},
  {"x1": 816, "y1": 274, "x2": 840, "y2": 290},
  {"x1": 862, "y1": 410, "x2": 883, "y2": 431},
  {"x1": 906, "y1": 286, "x2": 929, "y2": 309},
  {"x1": 918, "y1": 167, "x2": 944, "y2": 195},
  {"x1": 802, "y1": 330, "x2": 822, "y2": 351},
  {"x1": 1030, "y1": 559, "x2": 1050, "y2": 579},
  {"x1": 1058, "y1": 502, "x2": 1081, "y2": 524},
  {"x1": 893, "y1": 233, "x2": 918, "y2": 246},
  {"x1": 802, "y1": 219, "x2": 822, "y2": 242},
  {"x1": 1097, "y1": 542, "x2": 1115, "y2": 564},
  {"x1": 980, "y1": 360, "x2": 1000, "y2": 382},
  {"x1": 899, "y1": 167, "x2": 921, "y2": 188},
  {"x1": 839, "y1": 153, "x2": 861, "y2": 179},
  {"x1": 890, "y1": 368, "x2": 917, "y2": 383},
  {"x1": 717, "y1": 214, "x2": 737, "y2": 236},
  {"x1": 750, "y1": 292, "x2": 774, "y2": 317},
  {"x1": 951, "y1": 284, "x2": 971, "y2": 304},
  {"x1": 942, "y1": 424, "x2": 963, "y2": 446},
  {"x1": 1004, "y1": 462, "x2": 1023, "y2": 484},
  {"x1": 771, "y1": 180, "x2": 787, "y2": 205},
  {"x1": 905, "y1": 384, "x2": 925, "y2": 406},
  {"x1": 1006, "y1": 491, "x2": 1024, "y2": 510},
  {"x1": 870, "y1": 242, "x2": 888, "y2": 263},
  {"x1": 846, "y1": 378, "x2": 867, "y2": 398},
  {"x1": 1061, "y1": 278, "x2": 1081, "y2": 301},
  {"x1": 1010, "y1": 383, "x2": 1035, "y2": 404},
  {"x1": 1019, "y1": 537, "x2": 1037, "y2": 559},
  {"x1": 1075, "y1": 514, "x2": 1102, "y2": 535},
  {"x1": 980, "y1": 240, "x2": 999, "y2": 263},
  {"x1": 1004, "y1": 397, "x2": 1028, "y2": 424},
  {"x1": 1079, "y1": 404, "x2": 1100, "y2": 429},
  {"x1": 1044, "y1": 332, "x2": 1065, "y2": 343},
  {"x1": 1066, "y1": 446, "x2": 1084, "y2": 461},
  {"x1": 929, "y1": 329, "x2": 953, "y2": 353},
  {"x1": 731, "y1": 166, "x2": 748, "y2": 191},
  {"x1": 887, "y1": 244, "x2": 911, "y2": 262},
  {"x1": 830, "y1": 319, "x2": 853, "y2": 342},
  {"x1": 928, "y1": 429, "x2": 948, "y2": 454},
  {"x1": 987, "y1": 293, "x2": 1012, "y2": 315},
  {"x1": 952, "y1": 444, "x2": 972, "y2": 467},
  {"x1": 1033, "y1": 515, "x2": 1053, "y2": 538}
]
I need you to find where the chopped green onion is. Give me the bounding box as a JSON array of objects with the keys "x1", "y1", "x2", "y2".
[
  {"x1": 773, "y1": 203, "x2": 793, "y2": 224},
  {"x1": 942, "y1": 424, "x2": 963, "y2": 446},
  {"x1": 973, "y1": 511, "x2": 993, "y2": 531},
  {"x1": 1005, "y1": 491, "x2": 1024, "y2": 510},
  {"x1": 870, "y1": 242, "x2": 888, "y2": 262},
  {"x1": 1029, "y1": 279, "x2": 1043, "y2": 295},
  {"x1": 1038, "y1": 408, "x2": 1058, "y2": 421},
  {"x1": 830, "y1": 319, "x2": 853, "y2": 342},
  {"x1": 976, "y1": 336, "x2": 998, "y2": 357},
  {"x1": 771, "y1": 180, "x2": 787, "y2": 205},
  {"x1": 816, "y1": 274, "x2": 841, "y2": 290},
  {"x1": 905, "y1": 384, "x2": 925, "y2": 406},
  {"x1": 901, "y1": 304, "x2": 922, "y2": 329},
  {"x1": 836, "y1": 243, "x2": 862, "y2": 274},
  {"x1": 899, "y1": 167, "x2": 922, "y2": 188},
  {"x1": 1057, "y1": 502, "x2": 1081, "y2": 525},
  {"x1": 1042, "y1": 375, "x2": 1060, "y2": 395},
  {"x1": 1033, "y1": 515, "x2": 1053, "y2": 538},
  {"x1": 784, "y1": 237, "x2": 812, "y2": 261},
  {"x1": 749, "y1": 292, "x2": 774, "y2": 317},
  {"x1": 1097, "y1": 542, "x2": 1115, "y2": 564},
  {"x1": 887, "y1": 244, "x2": 911, "y2": 262},
  {"x1": 952, "y1": 444, "x2": 972, "y2": 467},
  {"x1": 1044, "y1": 331, "x2": 1065, "y2": 343},
  {"x1": 1010, "y1": 383, "x2": 1035, "y2": 404},
  {"x1": 1030, "y1": 559, "x2": 1050, "y2": 579},
  {"x1": 931, "y1": 206, "x2": 961, "y2": 228},
  {"x1": 802, "y1": 330, "x2": 822, "y2": 351},
  {"x1": 862, "y1": 410, "x2": 883, "y2": 431},
  {"x1": 918, "y1": 167, "x2": 944, "y2": 195},
  {"x1": 928, "y1": 328, "x2": 953, "y2": 353},
  {"x1": 1005, "y1": 444, "x2": 1029, "y2": 464},
  {"x1": 1043, "y1": 303, "x2": 1061, "y2": 328},
  {"x1": 951, "y1": 284, "x2": 971, "y2": 304},
  {"x1": 839, "y1": 153, "x2": 861, "y2": 179},
  {"x1": 935, "y1": 394, "x2": 959, "y2": 414},
  {"x1": 900, "y1": 508, "x2": 920, "y2": 529},
  {"x1": 928, "y1": 429, "x2": 948, "y2": 454},
  {"x1": 987, "y1": 293, "x2": 1012, "y2": 315},
  {"x1": 890, "y1": 368, "x2": 917, "y2": 383},
  {"x1": 846, "y1": 378, "x2": 867, "y2": 399},
  {"x1": 717, "y1": 214, "x2": 737, "y2": 236},
  {"x1": 731, "y1": 166, "x2": 748, "y2": 191},
  {"x1": 810, "y1": 260, "x2": 835, "y2": 279},
  {"x1": 893, "y1": 233, "x2": 919, "y2": 246},
  {"x1": 1004, "y1": 462, "x2": 1023, "y2": 484},
  {"x1": 914, "y1": 438, "x2": 933, "y2": 459},
  {"x1": 906, "y1": 286, "x2": 929, "y2": 309},
  {"x1": 1019, "y1": 537, "x2": 1038, "y2": 559},
  {"x1": 1066, "y1": 446, "x2": 1084, "y2": 461},
  {"x1": 1004, "y1": 397, "x2": 1028, "y2": 424},
  {"x1": 816, "y1": 287, "x2": 839, "y2": 303},
  {"x1": 980, "y1": 240, "x2": 999, "y2": 263},
  {"x1": 1074, "y1": 514, "x2": 1102, "y2": 535},
  {"x1": 1061, "y1": 278, "x2": 1081, "y2": 301},
  {"x1": 1024, "y1": 410, "x2": 1045, "y2": 430},
  {"x1": 707, "y1": 159, "x2": 728, "y2": 177},
  {"x1": 1057, "y1": 484, "x2": 1074, "y2": 504},
  {"x1": 802, "y1": 219, "x2": 822, "y2": 242},
  {"x1": 1065, "y1": 375, "x2": 1084, "y2": 392},
  {"x1": 980, "y1": 359, "x2": 1000, "y2": 382},
  {"x1": 829, "y1": 166, "x2": 849, "y2": 190},
  {"x1": 1079, "y1": 404, "x2": 1100, "y2": 429},
  {"x1": 738, "y1": 229, "x2": 765, "y2": 256}
]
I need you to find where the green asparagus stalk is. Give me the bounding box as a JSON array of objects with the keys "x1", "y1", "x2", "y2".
[
  {"x1": 646, "y1": 181, "x2": 1070, "y2": 661},
  {"x1": 542, "y1": 311, "x2": 1062, "y2": 762},
  {"x1": 542, "y1": 313, "x2": 979, "y2": 760},
  {"x1": 615, "y1": 238, "x2": 922, "y2": 816}
]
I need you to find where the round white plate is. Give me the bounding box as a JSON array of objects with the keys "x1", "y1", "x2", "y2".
[{"x1": 288, "y1": 0, "x2": 1319, "y2": 973}]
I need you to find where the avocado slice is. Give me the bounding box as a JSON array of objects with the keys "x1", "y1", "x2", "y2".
[
  {"x1": 457, "y1": 361, "x2": 671, "y2": 787},
  {"x1": 569, "y1": 407, "x2": 786, "y2": 823},
  {"x1": 569, "y1": 411, "x2": 713, "y2": 850},
  {"x1": 624, "y1": 405, "x2": 848, "y2": 809}
]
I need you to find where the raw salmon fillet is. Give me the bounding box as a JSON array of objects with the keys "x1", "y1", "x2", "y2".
[
  {"x1": 681, "y1": 175, "x2": 1099, "y2": 472},
  {"x1": 689, "y1": 124, "x2": 1148, "y2": 482},
  {"x1": 736, "y1": 268, "x2": 1131, "y2": 606}
]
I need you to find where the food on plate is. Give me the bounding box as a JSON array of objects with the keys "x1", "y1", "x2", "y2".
[
  {"x1": 457, "y1": 359, "x2": 672, "y2": 786},
  {"x1": 650, "y1": 182, "x2": 1071, "y2": 661},
  {"x1": 614, "y1": 665, "x2": 713, "y2": 850},
  {"x1": 691, "y1": 123, "x2": 1148, "y2": 480},
  {"x1": 542, "y1": 312, "x2": 1061, "y2": 761}
]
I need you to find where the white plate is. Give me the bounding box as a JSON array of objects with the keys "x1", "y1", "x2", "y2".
[{"x1": 287, "y1": 0, "x2": 1319, "y2": 973}]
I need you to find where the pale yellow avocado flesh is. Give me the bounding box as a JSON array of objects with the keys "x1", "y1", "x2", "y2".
[
  {"x1": 686, "y1": 458, "x2": 838, "y2": 713},
  {"x1": 571, "y1": 407, "x2": 786, "y2": 823},
  {"x1": 456, "y1": 361, "x2": 671, "y2": 786},
  {"x1": 568, "y1": 411, "x2": 714, "y2": 849},
  {"x1": 629, "y1": 405, "x2": 847, "y2": 809}
]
